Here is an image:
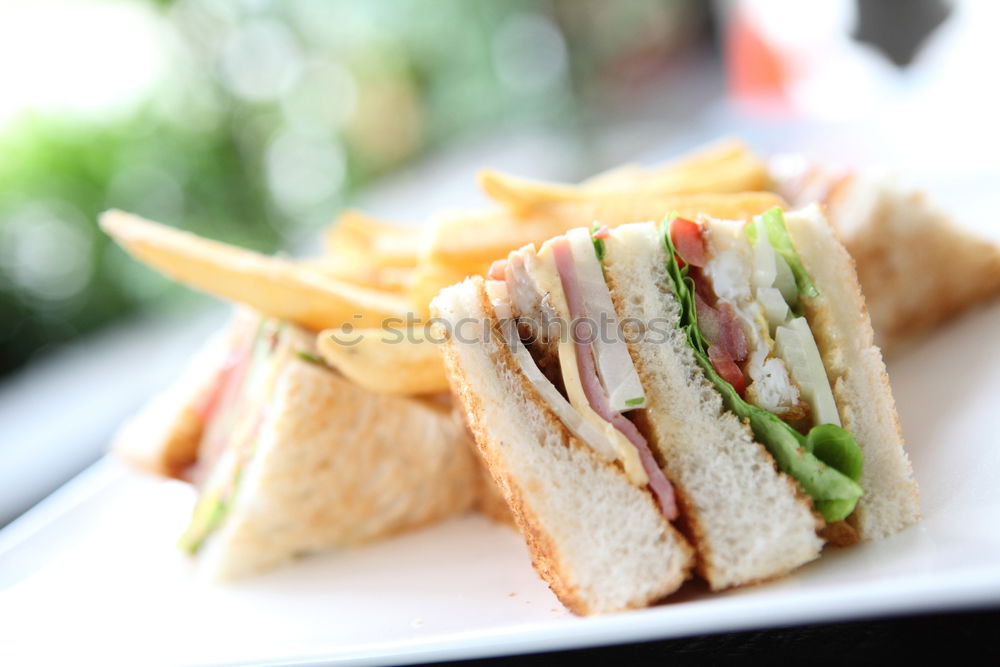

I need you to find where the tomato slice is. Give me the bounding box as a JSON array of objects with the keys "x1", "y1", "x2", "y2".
[
  {"x1": 708, "y1": 344, "x2": 747, "y2": 397},
  {"x1": 671, "y1": 217, "x2": 706, "y2": 268},
  {"x1": 195, "y1": 343, "x2": 252, "y2": 423}
]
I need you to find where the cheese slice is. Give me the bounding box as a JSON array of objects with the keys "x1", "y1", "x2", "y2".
[{"x1": 525, "y1": 244, "x2": 648, "y2": 486}]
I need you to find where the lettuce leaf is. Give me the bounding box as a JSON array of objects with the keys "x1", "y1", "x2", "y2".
[
  {"x1": 746, "y1": 208, "x2": 819, "y2": 299},
  {"x1": 591, "y1": 224, "x2": 606, "y2": 261},
  {"x1": 295, "y1": 349, "x2": 326, "y2": 366},
  {"x1": 661, "y1": 214, "x2": 863, "y2": 522},
  {"x1": 178, "y1": 319, "x2": 271, "y2": 554},
  {"x1": 179, "y1": 490, "x2": 229, "y2": 555}
]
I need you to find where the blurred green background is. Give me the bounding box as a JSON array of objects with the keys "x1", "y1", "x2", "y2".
[{"x1": 0, "y1": 0, "x2": 707, "y2": 377}]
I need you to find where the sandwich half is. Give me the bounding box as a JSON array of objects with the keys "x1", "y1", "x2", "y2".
[
  {"x1": 112, "y1": 326, "x2": 234, "y2": 480},
  {"x1": 113, "y1": 309, "x2": 479, "y2": 580},
  {"x1": 433, "y1": 276, "x2": 695, "y2": 615},
  {"x1": 432, "y1": 205, "x2": 919, "y2": 612},
  {"x1": 772, "y1": 161, "x2": 1000, "y2": 352}
]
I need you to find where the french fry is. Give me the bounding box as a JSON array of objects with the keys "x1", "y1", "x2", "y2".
[
  {"x1": 316, "y1": 325, "x2": 450, "y2": 395},
  {"x1": 590, "y1": 138, "x2": 759, "y2": 192},
  {"x1": 479, "y1": 138, "x2": 769, "y2": 215},
  {"x1": 409, "y1": 208, "x2": 564, "y2": 313},
  {"x1": 581, "y1": 163, "x2": 646, "y2": 189},
  {"x1": 539, "y1": 190, "x2": 786, "y2": 231},
  {"x1": 479, "y1": 156, "x2": 769, "y2": 215},
  {"x1": 323, "y1": 209, "x2": 418, "y2": 268},
  {"x1": 631, "y1": 151, "x2": 769, "y2": 198},
  {"x1": 422, "y1": 209, "x2": 566, "y2": 267},
  {"x1": 302, "y1": 258, "x2": 414, "y2": 293},
  {"x1": 477, "y1": 170, "x2": 581, "y2": 217},
  {"x1": 408, "y1": 260, "x2": 481, "y2": 319},
  {"x1": 100, "y1": 210, "x2": 412, "y2": 331},
  {"x1": 642, "y1": 137, "x2": 753, "y2": 180},
  {"x1": 421, "y1": 192, "x2": 785, "y2": 269},
  {"x1": 410, "y1": 191, "x2": 784, "y2": 317}
]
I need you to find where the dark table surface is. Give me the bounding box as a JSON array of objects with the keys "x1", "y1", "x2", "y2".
[{"x1": 432, "y1": 607, "x2": 1000, "y2": 665}]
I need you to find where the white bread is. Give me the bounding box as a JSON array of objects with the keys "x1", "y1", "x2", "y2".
[
  {"x1": 110, "y1": 328, "x2": 233, "y2": 478},
  {"x1": 773, "y1": 164, "x2": 1000, "y2": 353},
  {"x1": 438, "y1": 384, "x2": 517, "y2": 527},
  {"x1": 601, "y1": 222, "x2": 824, "y2": 590},
  {"x1": 433, "y1": 278, "x2": 694, "y2": 614},
  {"x1": 198, "y1": 348, "x2": 480, "y2": 580},
  {"x1": 832, "y1": 175, "x2": 1000, "y2": 352},
  {"x1": 785, "y1": 205, "x2": 920, "y2": 539},
  {"x1": 115, "y1": 312, "x2": 481, "y2": 580}
]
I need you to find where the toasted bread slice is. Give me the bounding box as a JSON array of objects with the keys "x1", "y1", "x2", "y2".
[
  {"x1": 602, "y1": 222, "x2": 824, "y2": 590},
  {"x1": 110, "y1": 327, "x2": 234, "y2": 479},
  {"x1": 785, "y1": 206, "x2": 920, "y2": 539},
  {"x1": 114, "y1": 313, "x2": 480, "y2": 580},
  {"x1": 828, "y1": 175, "x2": 1000, "y2": 352},
  {"x1": 197, "y1": 348, "x2": 480, "y2": 579},
  {"x1": 433, "y1": 278, "x2": 694, "y2": 614},
  {"x1": 773, "y1": 163, "x2": 1000, "y2": 352}
]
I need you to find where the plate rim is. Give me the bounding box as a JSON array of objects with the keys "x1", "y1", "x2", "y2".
[{"x1": 3, "y1": 457, "x2": 1000, "y2": 665}]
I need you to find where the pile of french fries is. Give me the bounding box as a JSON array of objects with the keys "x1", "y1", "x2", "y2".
[{"x1": 101, "y1": 139, "x2": 785, "y2": 397}]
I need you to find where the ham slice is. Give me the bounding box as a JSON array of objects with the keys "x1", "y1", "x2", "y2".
[
  {"x1": 189, "y1": 332, "x2": 256, "y2": 484},
  {"x1": 717, "y1": 302, "x2": 749, "y2": 363},
  {"x1": 551, "y1": 238, "x2": 679, "y2": 520},
  {"x1": 695, "y1": 292, "x2": 722, "y2": 344},
  {"x1": 682, "y1": 221, "x2": 750, "y2": 397}
]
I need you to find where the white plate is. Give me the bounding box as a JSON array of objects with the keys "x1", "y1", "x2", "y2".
[{"x1": 2, "y1": 301, "x2": 1000, "y2": 666}]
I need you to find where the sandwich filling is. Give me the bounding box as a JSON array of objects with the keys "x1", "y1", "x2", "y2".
[
  {"x1": 179, "y1": 317, "x2": 326, "y2": 554},
  {"x1": 489, "y1": 230, "x2": 679, "y2": 520},
  {"x1": 486, "y1": 207, "x2": 864, "y2": 526},
  {"x1": 662, "y1": 208, "x2": 863, "y2": 522}
]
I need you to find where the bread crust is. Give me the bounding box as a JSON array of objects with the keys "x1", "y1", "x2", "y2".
[
  {"x1": 197, "y1": 356, "x2": 480, "y2": 579},
  {"x1": 450, "y1": 396, "x2": 518, "y2": 527},
  {"x1": 111, "y1": 326, "x2": 236, "y2": 478},
  {"x1": 780, "y1": 167, "x2": 1000, "y2": 353},
  {"x1": 435, "y1": 278, "x2": 694, "y2": 614},
  {"x1": 602, "y1": 222, "x2": 823, "y2": 590},
  {"x1": 785, "y1": 205, "x2": 920, "y2": 539},
  {"x1": 629, "y1": 408, "x2": 821, "y2": 588},
  {"x1": 441, "y1": 338, "x2": 588, "y2": 613},
  {"x1": 474, "y1": 452, "x2": 518, "y2": 527},
  {"x1": 168, "y1": 319, "x2": 479, "y2": 579}
]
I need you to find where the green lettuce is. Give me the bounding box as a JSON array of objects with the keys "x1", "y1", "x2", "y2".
[
  {"x1": 591, "y1": 224, "x2": 606, "y2": 261},
  {"x1": 178, "y1": 319, "x2": 274, "y2": 554},
  {"x1": 746, "y1": 208, "x2": 819, "y2": 299},
  {"x1": 661, "y1": 214, "x2": 863, "y2": 522},
  {"x1": 179, "y1": 489, "x2": 229, "y2": 555},
  {"x1": 295, "y1": 349, "x2": 326, "y2": 366}
]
